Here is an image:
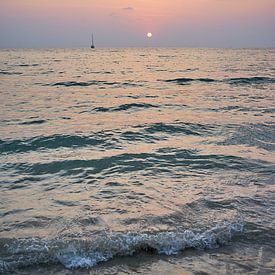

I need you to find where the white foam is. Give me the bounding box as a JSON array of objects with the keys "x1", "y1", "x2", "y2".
[{"x1": 0, "y1": 219, "x2": 244, "y2": 271}]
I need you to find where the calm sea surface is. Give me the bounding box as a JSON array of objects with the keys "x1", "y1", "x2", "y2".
[{"x1": 0, "y1": 48, "x2": 274, "y2": 274}]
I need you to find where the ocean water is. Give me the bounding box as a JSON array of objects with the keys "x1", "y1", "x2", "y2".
[{"x1": 0, "y1": 48, "x2": 274, "y2": 274}]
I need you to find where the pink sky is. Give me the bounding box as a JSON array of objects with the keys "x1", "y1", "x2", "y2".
[{"x1": 0, "y1": 0, "x2": 274, "y2": 47}]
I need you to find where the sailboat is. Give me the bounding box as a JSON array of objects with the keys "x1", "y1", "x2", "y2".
[{"x1": 91, "y1": 34, "x2": 95, "y2": 49}]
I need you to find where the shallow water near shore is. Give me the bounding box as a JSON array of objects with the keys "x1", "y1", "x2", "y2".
[{"x1": 0, "y1": 48, "x2": 274, "y2": 274}]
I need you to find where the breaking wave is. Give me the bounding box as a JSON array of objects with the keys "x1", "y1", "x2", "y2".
[{"x1": 0, "y1": 220, "x2": 244, "y2": 272}]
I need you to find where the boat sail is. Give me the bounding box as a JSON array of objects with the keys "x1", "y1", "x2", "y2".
[{"x1": 91, "y1": 34, "x2": 95, "y2": 49}]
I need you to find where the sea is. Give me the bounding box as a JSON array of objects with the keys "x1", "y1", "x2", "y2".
[{"x1": 0, "y1": 48, "x2": 274, "y2": 274}]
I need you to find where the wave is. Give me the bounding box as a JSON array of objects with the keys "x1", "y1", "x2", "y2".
[
  {"x1": 48, "y1": 77, "x2": 274, "y2": 88},
  {"x1": 0, "y1": 134, "x2": 109, "y2": 154},
  {"x1": 47, "y1": 80, "x2": 143, "y2": 88},
  {"x1": 0, "y1": 122, "x2": 216, "y2": 154},
  {"x1": 218, "y1": 123, "x2": 275, "y2": 151},
  {"x1": 0, "y1": 220, "x2": 243, "y2": 272},
  {"x1": 16, "y1": 64, "x2": 39, "y2": 67},
  {"x1": 140, "y1": 122, "x2": 216, "y2": 136},
  {"x1": 48, "y1": 80, "x2": 116, "y2": 87},
  {"x1": 164, "y1": 77, "x2": 274, "y2": 85},
  {"x1": 225, "y1": 77, "x2": 275, "y2": 85},
  {"x1": 94, "y1": 103, "x2": 158, "y2": 113},
  {"x1": 120, "y1": 131, "x2": 161, "y2": 143},
  {"x1": 7, "y1": 149, "x2": 270, "y2": 176},
  {"x1": 19, "y1": 120, "x2": 47, "y2": 125},
  {"x1": 164, "y1": 78, "x2": 216, "y2": 84},
  {"x1": 0, "y1": 70, "x2": 22, "y2": 75}
]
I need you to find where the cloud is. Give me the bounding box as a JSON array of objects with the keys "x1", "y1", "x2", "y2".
[
  {"x1": 122, "y1": 7, "x2": 134, "y2": 11},
  {"x1": 110, "y1": 6, "x2": 134, "y2": 17}
]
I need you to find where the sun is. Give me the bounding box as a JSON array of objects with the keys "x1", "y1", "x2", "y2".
[{"x1": 147, "y1": 32, "x2": 153, "y2": 38}]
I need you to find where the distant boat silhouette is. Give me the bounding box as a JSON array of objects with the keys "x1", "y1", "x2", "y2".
[{"x1": 91, "y1": 34, "x2": 95, "y2": 49}]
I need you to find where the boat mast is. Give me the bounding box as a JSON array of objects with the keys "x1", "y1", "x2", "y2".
[{"x1": 91, "y1": 33, "x2": 95, "y2": 48}]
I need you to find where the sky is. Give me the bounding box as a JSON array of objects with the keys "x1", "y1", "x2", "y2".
[{"x1": 0, "y1": 0, "x2": 274, "y2": 48}]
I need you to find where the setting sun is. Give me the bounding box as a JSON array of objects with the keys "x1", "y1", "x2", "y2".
[{"x1": 147, "y1": 32, "x2": 153, "y2": 38}]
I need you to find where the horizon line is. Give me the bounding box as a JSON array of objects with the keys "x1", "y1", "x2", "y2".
[{"x1": 0, "y1": 46, "x2": 274, "y2": 50}]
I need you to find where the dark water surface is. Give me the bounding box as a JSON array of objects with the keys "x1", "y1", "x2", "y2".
[{"x1": 0, "y1": 48, "x2": 274, "y2": 274}]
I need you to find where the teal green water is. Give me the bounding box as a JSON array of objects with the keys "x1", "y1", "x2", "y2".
[{"x1": 0, "y1": 48, "x2": 274, "y2": 274}]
